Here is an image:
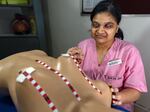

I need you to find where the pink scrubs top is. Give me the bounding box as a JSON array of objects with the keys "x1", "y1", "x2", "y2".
[{"x1": 78, "y1": 38, "x2": 147, "y2": 112}]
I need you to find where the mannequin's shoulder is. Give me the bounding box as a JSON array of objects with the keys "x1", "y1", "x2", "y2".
[
  {"x1": 1, "y1": 50, "x2": 47, "y2": 61},
  {"x1": 14, "y1": 50, "x2": 48, "y2": 57},
  {"x1": 0, "y1": 50, "x2": 47, "y2": 74}
]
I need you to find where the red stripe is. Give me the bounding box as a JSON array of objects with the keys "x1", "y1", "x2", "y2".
[
  {"x1": 70, "y1": 55, "x2": 102, "y2": 95},
  {"x1": 23, "y1": 71, "x2": 28, "y2": 76},
  {"x1": 47, "y1": 99, "x2": 51, "y2": 104},
  {"x1": 33, "y1": 82, "x2": 38, "y2": 87},
  {"x1": 60, "y1": 76, "x2": 63, "y2": 78},
  {"x1": 91, "y1": 83, "x2": 94, "y2": 86},
  {"x1": 51, "y1": 106, "x2": 56, "y2": 111},
  {"x1": 45, "y1": 65, "x2": 49, "y2": 68},
  {"x1": 29, "y1": 77, "x2": 33, "y2": 81},
  {"x1": 36, "y1": 60, "x2": 81, "y2": 101},
  {"x1": 68, "y1": 84, "x2": 75, "y2": 92},
  {"x1": 64, "y1": 79, "x2": 67, "y2": 82},
  {"x1": 75, "y1": 93, "x2": 79, "y2": 96},
  {"x1": 21, "y1": 70, "x2": 58, "y2": 112},
  {"x1": 38, "y1": 88, "x2": 43, "y2": 92},
  {"x1": 50, "y1": 68, "x2": 55, "y2": 72}
]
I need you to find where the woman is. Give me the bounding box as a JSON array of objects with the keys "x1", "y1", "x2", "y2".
[{"x1": 68, "y1": 0, "x2": 147, "y2": 111}]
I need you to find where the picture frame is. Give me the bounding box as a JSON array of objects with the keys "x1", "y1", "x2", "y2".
[
  {"x1": 82, "y1": 0, "x2": 150, "y2": 15},
  {"x1": 82, "y1": 0, "x2": 102, "y2": 14}
]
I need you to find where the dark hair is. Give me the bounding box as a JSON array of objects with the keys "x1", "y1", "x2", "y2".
[
  {"x1": 115, "y1": 28, "x2": 124, "y2": 40},
  {"x1": 90, "y1": 0, "x2": 123, "y2": 40}
]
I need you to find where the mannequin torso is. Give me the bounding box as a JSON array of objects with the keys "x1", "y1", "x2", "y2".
[{"x1": 0, "y1": 50, "x2": 120, "y2": 112}]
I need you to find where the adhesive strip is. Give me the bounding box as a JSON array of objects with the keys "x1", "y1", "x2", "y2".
[
  {"x1": 20, "y1": 67, "x2": 59, "y2": 112},
  {"x1": 69, "y1": 55, "x2": 102, "y2": 94},
  {"x1": 36, "y1": 60, "x2": 81, "y2": 101}
]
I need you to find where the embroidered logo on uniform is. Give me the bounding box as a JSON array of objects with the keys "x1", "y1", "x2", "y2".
[
  {"x1": 107, "y1": 59, "x2": 122, "y2": 66},
  {"x1": 104, "y1": 75, "x2": 122, "y2": 80}
]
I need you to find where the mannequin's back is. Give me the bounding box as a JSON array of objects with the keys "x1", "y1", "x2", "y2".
[{"x1": 0, "y1": 50, "x2": 120, "y2": 112}]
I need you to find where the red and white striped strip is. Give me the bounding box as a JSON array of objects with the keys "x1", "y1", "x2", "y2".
[
  {"x1": 69, "y1": 55, "x2": 102, "y2": 94},
  {"x1": 20, "y1": 67, "x2": 59, "y2": 112},
  {"x1": 36, "y1": 60, "x2": 81, "y2": 101}
]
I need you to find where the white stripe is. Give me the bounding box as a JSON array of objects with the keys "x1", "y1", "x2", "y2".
[
  {"x1": 36, "y1": 85, "x2": 41, "y2": 90},
  {"x1": 58, "y1": 73, "x2": 62, "y2": 76},
  {"x1": 41, "y1": 62, "x2": 44, "y2": 65},
  {"x1": 74, "y1": 59, "x2": 77, "y2": 62},
  {"x1": 47, "y1": 66, "x2": 51, "y2": 69},
  {"x1": 85, "y1": 77, "x2": 88, "y2": 80},
  {"x1": 73, "y1": 91, "x2": 77, "y2": 95},
  {"x1": 92, "y1": 85, "x2": 96, "y2": 88},
  {"x1": 89, "y1": 81, "x2": 92, "y2": 84},
  {"x1": 62, "y1": 77, "x2": 66, "y2": 80},
  {"x1": 79, "y1": 68, "x2": 82, "y2": 71},
  {"x1": 31, "y1": 80, "x2": 36, "y2": 84},
  {"x1": 66, "y1": 81, "x2": 69, "y2": 85},
  {"x1": 40, "y1": 91, "x2": 46, "y2": 96},
  {"x1": 53, "y1": 109, "x2": 59, "y2": 112},
  {"x1": 97, "y1": 89, "x2": 101, "y2": 93},
  {"x1": 76, "y1": 64, "x2": 79, "y2": 67},
  {"x1": 54, "y1": 71, "x2": 59, "y2": 74},
  {"x1": 48, "y1": 103, "x2": 54, "y2": 108},
  {"x1": 44, "y1": 64, "x2": 48, "y2": 67}
]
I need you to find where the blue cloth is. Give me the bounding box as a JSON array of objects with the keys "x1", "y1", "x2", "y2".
[
  {"x1": 0, "y1": 95, "x2": 130, "y2": 112},
  {"x1": 112, "y1": 104, "x2": 130, "y2": 112},
  {"x1": 0, "y1": 96, "x2": 17, "y2": 112}
]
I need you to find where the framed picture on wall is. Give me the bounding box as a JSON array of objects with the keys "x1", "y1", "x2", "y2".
[
  {"x1": 82, "y1": 0, "x2": 103, "y2": 14},
  {"x1": 82, "y1": 0, "x2": 150, "y2": 15}
]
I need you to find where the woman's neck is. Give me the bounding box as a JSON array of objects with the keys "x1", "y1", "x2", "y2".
[
  {"x1": 96, "y1": 39, "x2": 114, "y2": 52},
  {"x1": 96, "y1": 39, "x2": 115, "y2": 64}
]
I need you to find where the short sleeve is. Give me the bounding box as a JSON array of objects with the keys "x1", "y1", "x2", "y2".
[{"x1": 124, "y1": 46, "x2": 147, "y2": 92}]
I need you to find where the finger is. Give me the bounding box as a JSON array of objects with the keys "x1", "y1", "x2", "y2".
[
  {"x1": 76, "y1": 58, "x2": 82, "y2": 64},
  {"x1": 112, "y1": 97, "x2": 122, "y2": 105},
  {"x1": 80, "y1": 53, "x2": 84, "y2": 59},
  {"x1": 113, "y1": 88, "x2": 119, "y2": 92},
  {"x1": 111, "y1": 87, "x2": 119, "y2": 93},
  {"x1": 112, "y1": 95, "x2": 117, "y2": 99},
  {"x1": 117, "y1": 100, "x2": 122, "y2": 105},
  {"x1": 112, "y1": 100, "x2": 116, "y2": 104},
  {"x1": 113, "y1": 94, "x2": 121, "y2": 100},
  {"x1": 112, "y1": 100, "x2": 122, "y2": 105},
  {"x1": 67, "y1": 47, "x2": 78, "y2": 54},
  {"x1": 71, "y1": 49, "x2": 81, "y2": 55}
]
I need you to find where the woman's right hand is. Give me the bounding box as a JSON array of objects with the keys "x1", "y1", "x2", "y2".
[{"x1": 67, "y1": 47, "x2": 84, "y2": 64}]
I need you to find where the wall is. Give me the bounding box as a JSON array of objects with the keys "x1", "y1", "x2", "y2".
[
  {"x1": 47, "y1": 0, "x2": 90, "y2": 56},
  {"x1": 121, "y1": 16, "x2": 150, "y2": 111},
  {"x1": 47, "y1": 0, "x2": 150, "y2": 110}
]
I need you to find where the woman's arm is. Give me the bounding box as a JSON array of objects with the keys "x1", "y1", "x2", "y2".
[
  {"x1": 113, "y1": 88, "x2": 141, "y2": 105},
  {"x1": 113, "y1": 45, "x2": 147, "y2": 105}
]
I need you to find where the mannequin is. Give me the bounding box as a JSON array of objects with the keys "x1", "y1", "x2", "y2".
[{"x1": 0, "y1": 50, "x2": 120, "y2": 112}]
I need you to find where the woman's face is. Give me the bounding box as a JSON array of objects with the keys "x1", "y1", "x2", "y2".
[{"x1": 91, "y1": 12, "x2": 118, "y2": 45}]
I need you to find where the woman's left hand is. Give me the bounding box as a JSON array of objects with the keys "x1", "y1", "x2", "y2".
[{"x1": 110, "y1": 87, "x2": 122, "y2": 105}]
